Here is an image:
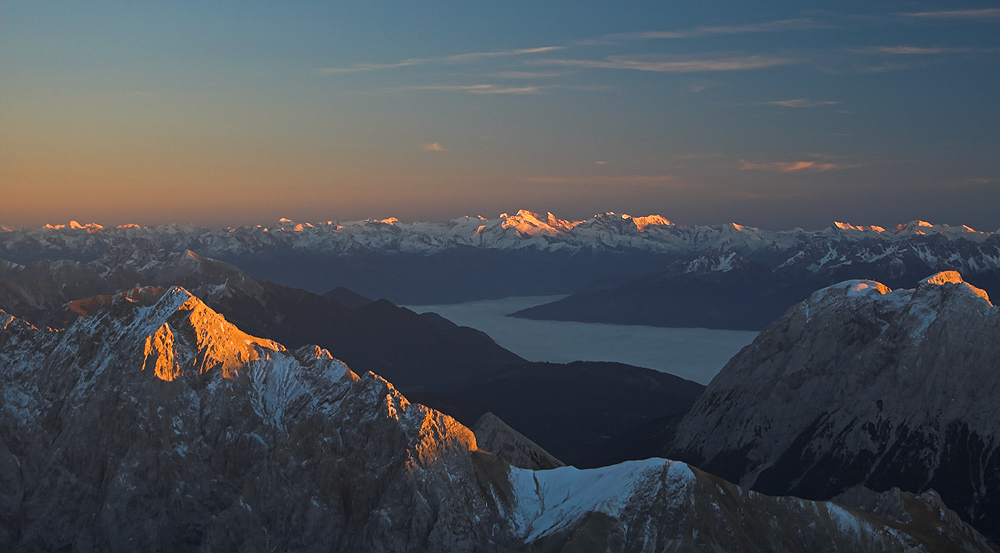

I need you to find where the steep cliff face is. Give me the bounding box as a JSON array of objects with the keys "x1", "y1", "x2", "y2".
[
  {"x1": 471, "y1": 412, "x2": 565, "y2": 470},
  {"x1": 1, "y1": 288, "x2": 512, "y2": 552},
  {"x1": 1, "y1": 287, "x2": 994, "y2": 552},
  {"x1": 670, "y1": 271, "x2": 1000, "y2": 541}
]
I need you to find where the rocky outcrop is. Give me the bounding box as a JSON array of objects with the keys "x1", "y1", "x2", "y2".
[
  {"x1": 670, "y1": 271, "x2": 1000, "y2": 541},
  {"x1": 1, "y1": 287, "x2": 994, "y2": 552},
  {"x1": 471, "y1": 412, "x2": 564, "y2": 470}
]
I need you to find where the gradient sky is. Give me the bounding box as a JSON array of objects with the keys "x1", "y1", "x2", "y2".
[{"x1": 2, "y1": 1, "x2": 998, "y2": 230}]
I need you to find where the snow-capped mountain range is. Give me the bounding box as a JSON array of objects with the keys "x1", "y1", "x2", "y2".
[
  {"x1": 1, "y1": 286, "x2": 993, "y2": 552},
  {"x1": 4, "y1": 210, "x2": 998, "y2": 260},
  {"x1": 5, "y1": 210, "x2": 999, "y2": 305}
]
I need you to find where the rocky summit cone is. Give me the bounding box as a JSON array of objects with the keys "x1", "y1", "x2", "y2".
[{"x1": 670, "y1": 271, "x2": 1000, "y2": 542}]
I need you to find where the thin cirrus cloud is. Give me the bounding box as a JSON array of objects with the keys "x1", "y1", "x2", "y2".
[
  {"x1": 768, "y1": 99, "x2": 839, "y2": 108},
  {"x1": 316, "y1": 46, "x2": 563, "y2": 74},
  {"x1": 599, "y1": 18, "x2": 819, "y2": 41},
  {"x1": 490, "y1": 71, "x2": 570, "y2": 79},
  {"x1": 529, "y1": 55, "x2": 796, "y2": 73},
  {"x1": 522, "y1": 175, "x2": 676, "y2": 186},
  {"x1": 391, "y1": 84, "x2": 542, "y2": 94},
  {"x1": 856, "y1": 46, "x2": 973, "y2": 55},
  {"x1": 902, "y1": 8, "x2": 1000, "y2": 19},
  {"x1": 739, "y1": 160, "x2": 854, "y2": 172}
]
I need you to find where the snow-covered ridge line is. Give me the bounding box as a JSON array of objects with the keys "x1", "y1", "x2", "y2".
[{"x1": 3, "y1": 210, "x2": 997, "y2": 259}]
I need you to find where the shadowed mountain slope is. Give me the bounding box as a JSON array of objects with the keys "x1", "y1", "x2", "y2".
[
  {"x1": 1, "y1": 288, "x2": 992, "y2": 552},
  {"x1": 669, "y1": 272, "x2": 1000, "y2": 542},
  {"x1": 409, "y1": 361, "x2": 706, "y2": 468}
]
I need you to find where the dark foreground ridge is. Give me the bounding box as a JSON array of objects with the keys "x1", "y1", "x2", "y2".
[{"x1": 1, "y1": 286, "x2": 994, "y2": 552}]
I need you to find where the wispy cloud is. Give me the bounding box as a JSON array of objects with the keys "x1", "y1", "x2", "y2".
[
  {"x1": 443, "y1": 46, "x2": 563, "y2": 63},
  {"x1": 490, "y1": 71, "x2": 569, "y2": 79},
  {"x1": 598, "y1": 18, "x2": 818, "y2": 41},
  {"x1": 677, "y1": 152, "x2": 724, "y2": 160},
  {"x1": 768, "y1": 99, "x2": 839, "y2": 108},
  {"x1": 394, "y1": 84, "x2": 542, "y2": 94},
  {"x1": 530, "y1": 55, "x2": 796, "y2": 73},
  {"x1": 902, "y1": 8, "x2": 1000, "y2": 19},
  {"x1": 739, "y1": 160, "x2": 855, "y2": 172},
  {"x1": 522, "y1": 175, "x2": 676, "y2": 186},
  {"x1": 855, "y1": 46, "x2": 973, "y2": 55},
  {"x1": 316, "y1": 46, "x2": 563, "y2": 74},
  {"x1": 316, "y1": 60, "x2": 423, "y2": 74},
  {"x1": 420, "y1": 142, "x2": 445, "y2": 151}
]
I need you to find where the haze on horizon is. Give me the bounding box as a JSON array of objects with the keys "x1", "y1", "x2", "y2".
[{"x1": 2, "y1": 1, "x2": 998, "y2": 231}]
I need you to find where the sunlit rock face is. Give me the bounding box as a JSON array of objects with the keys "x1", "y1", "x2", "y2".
[
  {"x1": 1, "y1": 287, "x2": 994, "y2": 552},
  {"x1": 670, "y1": 271, "x2": 1000, "y2": 542}
]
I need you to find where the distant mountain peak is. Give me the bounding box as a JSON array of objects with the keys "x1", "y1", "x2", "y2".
[
  {"x1": 42, "y1": 221, "x2": 105, "y2": 232},
  {"x1": 628, "y1": 214, "x2": 672, "y2": 230},
  {"x1": 832, "y1": 221, "x2": 886, "y2": 233},
  {"x1": 919, "y1": 270, "x2": 991, "y2": 303}
]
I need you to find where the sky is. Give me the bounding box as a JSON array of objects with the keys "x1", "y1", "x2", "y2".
[{"x1": 2, "y1": 1, "x2": 998, "y2": 230}]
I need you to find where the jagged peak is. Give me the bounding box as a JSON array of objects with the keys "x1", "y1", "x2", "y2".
[
  {"x1": 923, "y1": 270, "x2": 965, "y2": 286},
  {"x1": 361, "y1": 217, "x2": 398, "y2": 226},
  {"x1": 893, "y1": 219, "x2": 983, "y2": 236},
  {"x1": 728, "y1": 222, "x2": 758, "y2": 232},
  {"x1": 42, "y1": 221, "x2": 105, "y2": 232},
  {"x1": 139, "y1": 286, "x2": 284, "y2": 381},
  {"x1": 919, "y1": 271, "x2": 991, "y2": 304},
  {"x1": 628, "y1": 214, "x2": 672, "y2": 230},
  {"x1": 545, "y1": 211, "x2": 579, "y2": 232},
  {"x1": 353, "y1": 371, "x2": 478, "y2": 463},
  {"x1": 500, "y1": 210, "x2": 563, "y2": 235},
  {"x1": 896, "y1": 219, "x2": 933, "y2": 231},
  {"x1": 832, "y1": 221, "x2": 886, "y2": 233}
]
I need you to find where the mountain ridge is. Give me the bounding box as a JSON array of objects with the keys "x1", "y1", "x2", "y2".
[
  {"x1": 6, "y1": 211, "x2": 997, "y2": 305},
  {"x1": 1, "y1": 287, "x2": 994, "y2": 552},
  {"x1": 669, "y1": 271, "x2": 1000, "y2": 541}
]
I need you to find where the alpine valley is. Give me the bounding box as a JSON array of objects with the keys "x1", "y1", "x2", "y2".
[{"x1": 1, "y1": 212, "x2": 998, "y2": 552}]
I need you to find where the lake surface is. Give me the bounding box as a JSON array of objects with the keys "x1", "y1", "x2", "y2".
[{"x1": 404, "y1": 296, "x2": 758, "y2": 385}]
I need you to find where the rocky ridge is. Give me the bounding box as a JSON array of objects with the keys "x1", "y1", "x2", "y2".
[
  {"x1": 669, "y1": 271, "x2": 1000, "y2": 541},
  {"x1": 2, "y1": 287, "x2": 994, "y2": 551},
  {"x1": 471, "y1": 412, "x2": 565, "y2": 471}
]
